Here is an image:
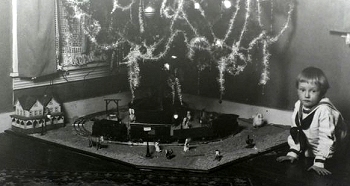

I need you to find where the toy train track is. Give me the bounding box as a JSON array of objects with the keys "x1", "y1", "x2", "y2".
[{"x1": 72, "y1": 117, "x2": 91, "y2": 137}]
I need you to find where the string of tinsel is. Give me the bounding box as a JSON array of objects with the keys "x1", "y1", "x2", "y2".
[
  {"x1": 167, "y1": 78, "x2": 176, "y2": 104},
  {"x1": 236, "y1": 0, "x2": 251, "y2": 47},
  {"x1": 111, "y1": 0, "x2": 134, "y2": 14},
  {"x1": 175, "y1": 77, "x2": 183, "y2": 105},
  {"x1": 223, "y1": 0, "x2": 241, "y2": 41},
  {"x1": 167, "y1": 77, "x2": 183, "y2": 105},
  {"x1": 126, "y1": 46, "x2": 141, "y2": 102},
  {"x1": 138, "y1": 0, "x2": 144, "y2": 33},
  {"x1": 161, "y1": 1, "x2": 175, "y2": 19},
  {"x1": 169, "y1": 0, "x2": 185, "y2": 31},
  {"x1": 187, "y1": 37, "x2": 211, "y2": 60},
  {"x1": 259, "y1": 39, "x2": 270, "y2": 85},
  {"x1": 178, "y1": 3, "x2": 199, "y2": 36},
  {"x1": 270, "y1": 1, "x2": 294, "y2": 43},
  {"x1": 256, "y1": 0, "x2": 263, "y2": 28},
  {"x1": 270, "y1": 0, "x2": 274, "y2": 32},
  {"x1": 217, "y1": 57, "x2": 227, "y2": 101}
]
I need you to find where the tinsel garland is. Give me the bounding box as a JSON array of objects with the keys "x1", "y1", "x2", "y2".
[
  {"x1": 169, "y1": 0, "x2": 185, "y2": 31},
  {"x1": 259, "y1": 39, "x2": 270, "y2": 85},
  {"x1": 126, "y1": 46, "x2": 141, "y2": 102},
  {"x1": 167, "y1": 78, "x2": 176, "y2": 104},
  {"x1": 256, "y1": 0, "x2": 263, "y2": 28},
  {"x1": 147, "y1": 30, "x2": 182, "y2": 60},
  {"x1": 187, "y1": 37, "x2": 211, "y2": 59},
  {"x1": 223, "y1": 0, "x2": 241, "y2": 41},
  {"x1": 217, "y1": 57, "x2": 227, "y2": 102},
  {"x1": 160, "y1": 1, "x2": 175, "y2": 19},
  {"x1": 226, "y1": 44, "x2": 246, "y2": 76},
  {"x1": 62, "y1": 0, "x2": 295, "y2": 103},
  {"x1": 236, "y1": 0, "x2": 251, "y2": 46},
  {"x1": 175, "y1": 77, "x2": 183, "y2": 105},
  {"x1": 270, "y1": 2, "x2": 294, "y2": 43},
  {"x1": 138, "y1": 0, "x2": 145, "y2": 33},
  {"x1": 246, "y1": 31, "x2": 266, "y2": 62},
  {"x1": 111, "y1": 0, "x2": 134, "y2": 13},
  {"x1": 167, "y1": 77, "x2": 183, "y2": 105}
]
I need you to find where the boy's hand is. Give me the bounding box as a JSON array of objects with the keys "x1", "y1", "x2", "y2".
[
  {"x1": 276, "y1": 155, "x2": 297, "y2": 163},
  {"x1": 307, "y1": 166, "x2": 332, "y2": 176}
]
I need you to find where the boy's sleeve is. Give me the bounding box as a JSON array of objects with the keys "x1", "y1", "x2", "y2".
[
  {"x1": 286, "y1": 101, "x2": 301, "y2": 158},
  {"x1": 313, "y1": 107, "x2": 336, "y2": 168},
  {"x1": 287, "y1": 135, "x2": 300, "y2": 158}
]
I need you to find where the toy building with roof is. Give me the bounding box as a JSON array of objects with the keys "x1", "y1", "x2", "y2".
[{"x1": 10, "y1": 94, "x2": 65, "y2": 134}]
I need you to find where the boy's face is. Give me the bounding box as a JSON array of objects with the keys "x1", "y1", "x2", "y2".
[{"x1": 297, "y1": 81, "x2": 323, "y2": 109}]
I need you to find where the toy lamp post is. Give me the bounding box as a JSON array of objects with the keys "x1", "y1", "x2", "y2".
[
  {"x1": 42, "y1": 107, "x2": 52, "y2": 135},
  {"x1": 143, "y1": 127, "x2": 152, "y2": 158},
  {"x1": 173, "y1": 113, "x2": 179, "y2": 126}
]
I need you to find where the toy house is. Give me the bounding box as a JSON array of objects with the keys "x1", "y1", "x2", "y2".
[{"x1": 10, "y1": 94, "x2": 65, "y2": 134}]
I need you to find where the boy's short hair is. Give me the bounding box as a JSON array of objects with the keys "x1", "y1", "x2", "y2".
[{"x1": 296, "y1": 67, "x2": 330, "y2": 95}]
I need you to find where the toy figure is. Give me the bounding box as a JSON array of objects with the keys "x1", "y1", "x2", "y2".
[
  {"x1": 253, "y1": 113, "x2": 265, "y2": 128},
  {"x1": 129, "y1": 108, "x2": 136, "y2": 123},
  {"x1": 89, "y1": 136, "x2": 105, "y2": 150},
  {"x1": 199, "y1": 109, "x2": 207, "y2": 124},
  {"x1": 246, "y1": 135, "x2": 255, "y2": 148},
  {"x1": 165, "y1": 149, "x2": 174, "y2": 159},
  {"x1": 182, "y1": 111, "x2": 192, "y2": 129},
  {"x1": 41, "y1": 107, "x2": 52, "y2": 135},
  {"x1": 214, "y1": 150, "x2": 222, "y2": 161},
  {"x1": 184, "y1": 138, "x2": 190, "y2": 152},
  {"x1": 155, "y1": 141, "x2": 162, "y2": 152}
]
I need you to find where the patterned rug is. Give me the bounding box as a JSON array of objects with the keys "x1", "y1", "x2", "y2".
[{"x1": 0, "y1": 169, "x2": 252, "y2": 186}]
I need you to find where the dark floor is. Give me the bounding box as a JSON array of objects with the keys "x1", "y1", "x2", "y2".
[{"x1": 1, "y1": 131, "x2": 350, "y2": 186}]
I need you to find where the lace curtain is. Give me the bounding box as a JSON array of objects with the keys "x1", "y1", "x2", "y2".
[{"x1": 57, "y1": 0, "x2": 107, "y2": 69}]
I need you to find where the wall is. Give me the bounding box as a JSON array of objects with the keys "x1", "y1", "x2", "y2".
[
  {"x1": 0, "y1": 0, "x2": 13, "y2": 113},
  {"x1": 1, "y1": 0, "x2": 350, "y2": 132},
  {"x1": 282, "y1": 0, "x2": 350, "y2": 119},
  {"x1": 183, "y1": 0, "x2": 350, "y2": 120}
]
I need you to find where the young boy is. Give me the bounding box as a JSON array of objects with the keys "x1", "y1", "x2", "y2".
[{"x1": 276, "y1": 67, "x2": 347, "y2": 176}]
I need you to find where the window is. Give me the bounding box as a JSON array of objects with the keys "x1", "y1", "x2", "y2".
[{"x1": 11, "y1": 0, "x2": 112, "y2": 90}]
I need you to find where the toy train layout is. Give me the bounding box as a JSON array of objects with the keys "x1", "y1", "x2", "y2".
[{"x1": 73, "y1": 97, "x2": 240, "y2": 145}]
